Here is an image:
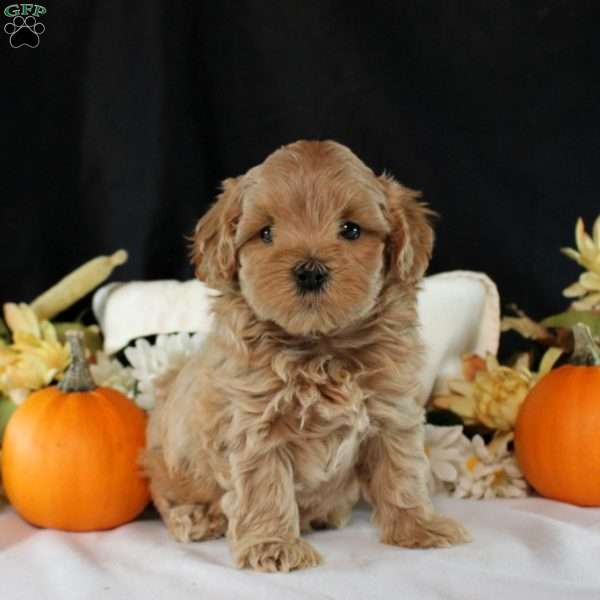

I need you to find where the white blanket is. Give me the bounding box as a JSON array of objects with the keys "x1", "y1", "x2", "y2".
[{"x1": 3, "y1": 497, "x2": 600, "y2": 599}]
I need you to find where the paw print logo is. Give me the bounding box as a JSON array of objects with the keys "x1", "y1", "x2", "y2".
[{"x1": 4, "y1": 15, "x2": 45, "y2": 48}]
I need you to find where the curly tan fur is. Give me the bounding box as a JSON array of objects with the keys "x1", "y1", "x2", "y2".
[{"x1": 143, "y1": 140, "x2": 470, "y2": 572}]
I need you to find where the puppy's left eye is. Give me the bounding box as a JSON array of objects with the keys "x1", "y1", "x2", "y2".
[
  {"x1": 340, "y1": 222, "x2": 361, "y2": 241},
  {"x1": 260, "y1": 226, "x2": 273, "y2": 244}
]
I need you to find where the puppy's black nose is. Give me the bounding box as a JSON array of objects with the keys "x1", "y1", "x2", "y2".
[{"x1": 293, "y1": 261, "x2": 329, "y2": 293}]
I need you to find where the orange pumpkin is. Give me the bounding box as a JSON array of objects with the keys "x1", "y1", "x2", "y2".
[
  {"x1": 2, "y1": 330, "x2": 150, "y2": 531},
  {"x1": 515, "y1": 324, "x2": 600, "y2": 506}
]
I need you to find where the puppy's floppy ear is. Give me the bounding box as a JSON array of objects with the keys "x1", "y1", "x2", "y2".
[
  {"x1": 191, "y1": 177, "x2": 242, "y2": 289},
  {"x1": 379, "y1": 174, "x2": 435, "y2": 282}
]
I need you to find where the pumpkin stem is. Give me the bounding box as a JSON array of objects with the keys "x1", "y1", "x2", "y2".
[
  {"x1": 570, "y1": 323, "x2": 600, "y2": 366},
  {"x1": 58, "y1": 330, "x2": 96, "y2": 392}
]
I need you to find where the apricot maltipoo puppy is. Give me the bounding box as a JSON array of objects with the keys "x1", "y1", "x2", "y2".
[{"x1": 143, "y1": 140, "x2": 470, "y2": 572}]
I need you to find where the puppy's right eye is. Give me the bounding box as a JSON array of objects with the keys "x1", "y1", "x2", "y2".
[{"x1": 260, "y1": 226, "x2": 273, "y2": 244}]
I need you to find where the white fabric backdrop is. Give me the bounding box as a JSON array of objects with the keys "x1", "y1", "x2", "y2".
[{"x1": 2, "y1": 496, "x2": 600, "y2": 599}]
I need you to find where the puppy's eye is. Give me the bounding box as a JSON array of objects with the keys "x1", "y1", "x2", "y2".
[
  {"x1": 340, "y1": 222, "x2": 361, "y2": 241},
  {"x1": 260, "y1": 226, "x2": 273, "y2": 244}
]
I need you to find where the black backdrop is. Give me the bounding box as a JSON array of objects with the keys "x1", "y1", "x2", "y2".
[{"x1": 1, "y1": 1, "x2": 599, "y2": 322}]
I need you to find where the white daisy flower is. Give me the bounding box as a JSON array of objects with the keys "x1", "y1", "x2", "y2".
[
  {"x1": 124, "y1": 332, "x2": 205, "y2": 410},
  {"x1": 454, "y1": 432, "x2": 528, "y2": 500},
  {"x1": 425, "y1": 424, "x2": 470, "y2": 495},
  {"x1": 90, "y1": 352, "x2": 136, "y2": 398}
]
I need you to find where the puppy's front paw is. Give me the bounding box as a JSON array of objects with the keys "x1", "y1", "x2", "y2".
[
  {"x1": 236, "y1": 538, "x2": 322, "y2": 572},
  {"x1": 381, "y1": 511, "x2": 471, "y2": 549}
]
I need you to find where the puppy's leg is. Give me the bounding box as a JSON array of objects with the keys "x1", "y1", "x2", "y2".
[
  {"x1": 224, "y1": 446, "x2": 322, "y2": 572},
  {"x1": 142, "y1": 449, "x2": 227, "y2": 543},
  {"x1": 358, "y1": 401, "x2": 471, "y2": 549}
]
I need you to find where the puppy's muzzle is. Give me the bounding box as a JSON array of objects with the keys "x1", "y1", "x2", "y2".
[{"x1": 293, "y1": 260, "x2": 329, "y2": 293}]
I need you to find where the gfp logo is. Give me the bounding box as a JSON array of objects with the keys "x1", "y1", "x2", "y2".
[{"x1": 3, "y1": 4, "x2": 46, "y2": 48}]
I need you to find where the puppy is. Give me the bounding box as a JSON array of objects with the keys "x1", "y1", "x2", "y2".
[{"x1": 143, "y1": 140, "x2": 470, "y2": 572}]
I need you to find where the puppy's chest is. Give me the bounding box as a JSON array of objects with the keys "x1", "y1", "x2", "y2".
[{"x1": 266, "y1": 355, "x2": 371, "y2": 481}]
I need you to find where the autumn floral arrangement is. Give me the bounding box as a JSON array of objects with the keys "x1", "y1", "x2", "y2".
[
  {"x1": 425, "y1": 216, "x2": 600, "y2": 500},
  {"x1": 1, "y1": 215, "x2": 599, "y2": 512},
  {"x1": 0, "y1": 252, "x2": 204, "y2": 511}
]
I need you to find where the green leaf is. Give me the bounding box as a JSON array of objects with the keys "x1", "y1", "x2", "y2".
[
  {"x1": 0, "y1": 395, "x2": 17, "y2": 442},
  {"x1": 541, "y1": 310, "x2": 600, "y2": 338}
]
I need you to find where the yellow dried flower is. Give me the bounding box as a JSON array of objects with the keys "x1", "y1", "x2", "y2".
[
  {"x1": 562, "y1": 216, "x2": 600, "y2": 310},
  {"x1": 433, "y1": 348, "x2": 562, "y2": 432},
  {"x1": 470, "y1": 355, "x2": 533, "y2": 430},
  {"x1": 0, "y1": 303, "x2": 70, "y2": 404}
]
